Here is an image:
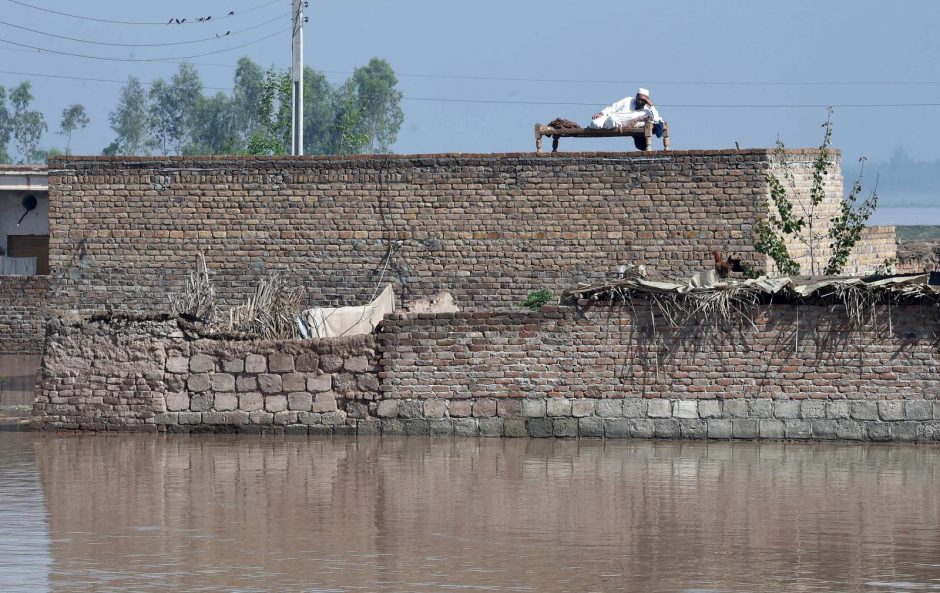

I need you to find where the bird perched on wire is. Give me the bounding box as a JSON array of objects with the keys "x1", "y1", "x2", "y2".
[{"x1": 712, "y1": 250, "x2": 731, "y2": 279}]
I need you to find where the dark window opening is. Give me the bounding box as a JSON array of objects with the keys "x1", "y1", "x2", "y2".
[{"x1": 6, "y1": 235, "x2": 50, "y2": 276}]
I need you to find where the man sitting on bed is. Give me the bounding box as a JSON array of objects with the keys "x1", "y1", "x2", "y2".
[{"x1": 589, "y1": 87, "x2": 664, "y2": 150}]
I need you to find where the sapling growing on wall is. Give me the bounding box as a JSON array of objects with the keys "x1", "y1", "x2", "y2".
[
  {"x1": 521, "y1": 288, "x2": 554, "y2": 310},
  {"x1": 755, "y1": 108, "x2": 878, "y2": 277}
]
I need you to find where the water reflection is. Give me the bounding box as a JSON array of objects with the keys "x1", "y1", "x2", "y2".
[
  {"x1": 2, "y1": 435, "x2": 939, "y2": 592},
  {"x1": 0, "y1": 433, "x2": 51, "y2": 593}
]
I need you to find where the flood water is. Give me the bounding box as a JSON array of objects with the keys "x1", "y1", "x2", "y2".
[{"x1": 1, "y1": 433, "x2": 939, "y2": 593}]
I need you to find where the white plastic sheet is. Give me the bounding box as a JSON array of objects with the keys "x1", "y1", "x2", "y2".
[{"x1": 297, "y1": 284, "x2": 395, "y2": 339}]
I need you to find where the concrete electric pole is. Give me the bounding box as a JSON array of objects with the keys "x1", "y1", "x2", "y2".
[{"x1": 291, "y1": 0, "x2": 305, "y2": 155}]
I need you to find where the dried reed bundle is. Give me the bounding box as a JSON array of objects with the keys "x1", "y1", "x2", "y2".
[
  {"x1": 225, "y1": 273, "x2": 306, "y2": 339},
  {"x1": 169, "y1": 253, "x2": 215, "y2": 321}
]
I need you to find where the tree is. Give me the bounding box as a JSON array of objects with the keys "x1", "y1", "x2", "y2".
[
  {"x1": 108, "y1": 76, "x2": 149, "y2": 155},
  {"x1": 232, "y1": 57, "x2": 265, "y2": 145},
  {"x1": 351, "y1": 58, "x2": 404, "y2": 153},
  {"x1": 149, "y1": 64, "x2": 204, "y2": 155},
  {"x1": 755, "y1": 109, "x2": 878, "y2": 277},
  {"x1": 148, "y1": 79, "x2": 177, "y2": 155},
  {"x1": 10, "y1": 81, "x2": 47, "y2": 163},
  {"x1": 246, "y1": 68, "x2": 291, "y2": 155},
  {"x1": 58, "y1": 104, "x2": 89, "y2": 155},
  {"x1": 186, "y1": 92, "x2": 240, "y2": 155},
  {"x1": 0, "y1": 85, "x2": 11, "y2": 163},
  {"x1": 170, "y1": 63, "x2": 203, "y2": 153},
  {"x1": 302, "y1": 67, "x2": 338, "y2": 155},
  {"x1": 330, "y1": 80, "x2": 368, "y2": 155}
]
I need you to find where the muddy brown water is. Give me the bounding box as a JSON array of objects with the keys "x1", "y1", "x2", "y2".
[{"x1": 1, "y1": 433, "x2": 938, "y2": 593}]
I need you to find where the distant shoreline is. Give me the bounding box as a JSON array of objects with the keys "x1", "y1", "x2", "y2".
[{"x1": 893, "y1": 225, "x2": 940, "y2": 242}]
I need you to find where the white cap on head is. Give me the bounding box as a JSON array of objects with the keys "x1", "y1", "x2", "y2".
[{"x1": 637, "y1": 88, "x2": 650, "y2": 97}]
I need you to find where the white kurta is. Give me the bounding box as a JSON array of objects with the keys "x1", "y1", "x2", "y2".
[{"x1": 589, "y1": 96, "x2": 662, "y2": 129}]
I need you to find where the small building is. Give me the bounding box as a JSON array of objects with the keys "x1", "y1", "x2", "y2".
[
  {"x1": 0, "y1": 165, "x2": 49, "y2": 276},
  {"x1": 0, "y1": 165, "x2": 48, "y2": 412}
]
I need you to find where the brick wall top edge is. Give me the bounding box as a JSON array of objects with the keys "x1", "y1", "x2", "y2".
[{"x1": 48, "y1": 148, "x2": 839, "y2": 168}]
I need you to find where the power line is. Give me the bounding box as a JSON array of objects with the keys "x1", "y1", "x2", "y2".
[
  {"x1": 0, "y1": 41, "x2": 938, "y2": 89},
  {"x1": 1, "y1": 67, "x2": 939, "y2": 110},
  {"x1": 0, "y1": 14, "x2": 287, "y2": 48},
  {"x1": 0, "y1": 69, "x2": 232, "y2": 91},
  {"x1": 0, "y1": 29, "x2": 286, "y2": 62},
  {"x1": 386, "y1": 73, "x2": 940, "y2": 87},
  {"x1": 5, "y1": 0, "x2": 282, "y2": 26},
  {"x1": 401, "y1": 97, "x2": 940, "y2": 109}
]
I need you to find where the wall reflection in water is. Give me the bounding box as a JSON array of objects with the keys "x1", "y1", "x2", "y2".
[{"x1": 23, "y1": 435, "x2": 940, "y2": 593}]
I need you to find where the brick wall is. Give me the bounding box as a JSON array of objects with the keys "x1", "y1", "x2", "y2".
[
  {"x1": 0, "y1": 275, "x2": 50, "y2": 353},
  {"x1": 379, "y1": 305, "x2": 940, "y2": 402},
  {"x1": 47, "y1": 150, "x2": 803, "y2": 316},
  {"x1": 33, "y1": 306, "x2": 940, "y2": 440},
  {"x1": 850, "y1": 226, "x2": 897, "y2": 275}
]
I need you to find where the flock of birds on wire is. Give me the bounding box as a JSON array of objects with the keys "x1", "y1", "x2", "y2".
[{"x1": 169, "y1": 13, "x2": 233, "y2": 26}]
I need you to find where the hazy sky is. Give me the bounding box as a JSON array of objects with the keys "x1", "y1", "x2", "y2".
[{"x1": 1, "y1": 0, "x2": 939, "y2": 166}]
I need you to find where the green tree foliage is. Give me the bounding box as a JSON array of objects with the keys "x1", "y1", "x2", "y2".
[
  {"x1": 108, "y1": 76, "x2": 149, "y2": 155},
  {"x1": 756, "y1": 109, "x2": 878, "y2": 277},
  {"x1": 350, "y1": 58, "x2": 404, "y2": 153},
  {"x1": 187, "y1": 92, "x2": 240, "y2": 155},
  {"x1": 232, "y1": 57, "x2": 265, "y2": 145},
  {"x1": 6, "y1": 56, "x2": 405, "y2": 158},
  {"x1": 149, "y1": 64, "x2": 204, "y2": 155},
  {"x1": 148, "y1": 79, "x2": 176, "y2": 156},
  {"x1": 825, "y1": 159, "x2": 879, "y2": 276},
  {"x1": 521, "y1": 288, "x2": 554, "y2": 310},
  {"x1": 58, "y1": 104, "x2": 90, "y2": 155},
  {"x1": 330, "y1": 81, "x2": 369, "y2": 155},
  {"x1": 171, "y1": 64, "x2": 204, "y2": 153},
  {"x1": 246, "y1": 68, "x2": 292, "y2": 155},
  {"x1": 303, "y1": 67, "x2": 338, "y2": 155},
  {"x1": 0, "y1": 86, "x2": 11, "y2": 163},
  {"x1": 10, "y1": 81, "x2": 47, "y2": 163}
]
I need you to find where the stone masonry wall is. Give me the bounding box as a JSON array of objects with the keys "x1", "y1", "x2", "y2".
[
  {"x1": 48, "y1": 150, "x2": 795, "y2": 317},
  {"x1": 0, "y1": 275, "x2": 50, "y2": 353},
  {"x1": 32, "y1": 316, "x2": 379, "y2": 432},
  {"x1": 33, "y1": 305, "x2": 940, "y2": 441}
]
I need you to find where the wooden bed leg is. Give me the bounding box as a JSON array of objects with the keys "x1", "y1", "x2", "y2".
[
  {"x1": 534, "y1": 123, "x2": 543, "y2": 153},
  {"x1": 644, "y1": 120, "x2": 653, "y2": 152},
  {"x1": 663, "y1": 122, "x2": 670, "y2": 150},
  {"x1": 552, "y1": 136, "x2": 559, "y2": 153}
]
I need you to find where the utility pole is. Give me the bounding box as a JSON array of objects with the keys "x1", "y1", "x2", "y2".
[{"x1": 291, "y1": 0, "x2": 305, "y2": 155}]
